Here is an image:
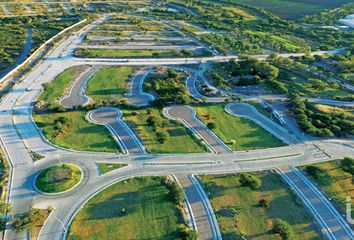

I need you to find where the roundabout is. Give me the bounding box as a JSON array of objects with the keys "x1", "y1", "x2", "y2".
[{"x1": 34, "y1": 164, "x2": 83, "y2": 194}]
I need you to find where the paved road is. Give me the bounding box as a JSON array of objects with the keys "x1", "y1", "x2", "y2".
[
  {"x1": 127, "y1": 67, "x2": 154, "y2": 106},
  {"x1": 176, "y1": 174, "x2": 221, "y2": 240},
  {"x1": 88, "y1": 107, "x2": 145, "y2": 154},
  {"x1": 59, "y1": 65, "x2": 100, "y2": 108},
  {"x1": 164, "y1": 105, "x2": 232, "y2": 154},
  {"x1": 279, "y1": 166, "x2": 354, "y2": 240},
  {"x1": 79, "y1": 44, "x2": 201, "y2": 50},
  {"x1": 226, "y1": 103, "x2": 300, "y2": 145}
]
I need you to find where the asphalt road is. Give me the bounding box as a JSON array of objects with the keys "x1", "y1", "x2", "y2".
[
  {"x1": 127, "y1": 67, "x2": 154, "y2": 106},
  {"x1": 59, "y1": 65, "x2": 100, "y2": 108},
  {"x1": 88, "y1": 107, "x2": 145, "y2": 155},
  {"x1": 164, "y1": 105, "x2": 232, "y2": 154}
]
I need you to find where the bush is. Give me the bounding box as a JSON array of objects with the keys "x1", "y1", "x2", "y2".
[
  {"x1": 239, "y1": 173, "x2": 262, "y2": 189},
  {"x1": 258, "y1": 198, "x2": 270, "y2": 208},
  {"x1": 273, "y1": 219, "x2": 295, "y2": 240},
  {"x1": 305, "y1": 166, "x2": 329, "y2": 180},
  {"x1": 156, "y1": 131, "x2": 169, "y2": 144},
  {"x1": 207, "y1": 122, "x2": 218, "y2": 130},
  {"x1": 340, "y1": 157, "x2": 354, "y2": 175},
  {"x1": 164, "y1": 179, "x2": 184, "y2": 204},
  {"x1": 180, "y1": 226, "x2": 198, "y2": 240}
]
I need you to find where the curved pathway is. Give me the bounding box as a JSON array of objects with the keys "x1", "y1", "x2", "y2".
[
  {"x1": 127, "y1": 67, "x2": 154, "y2": 106},
  {"x1": 164, "y1": 105, "x2": 232, "y2": 154},
  {"x1": 226, "y1": 103, "x2": 299, "y2": 145},
  {"x1": 88, "y1": 107, "x2": 145, "y2": 155},
  {"x1": 59, "y1": 65, "x2": 101, "y2": 108}
]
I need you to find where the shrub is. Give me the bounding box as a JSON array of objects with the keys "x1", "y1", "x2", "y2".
[
  {"x1": 273, "y1": 219, "x2": 295, "y2": 240},
  {"x1": 340, "y1": 157, "x2": 354, "y2": 175},
  {"x1": 258, "y1": 198, "x2": 270, "y2": 208},
  {"x1": 207, "y1": 122, "x2": 218, "y2": 130},
  {"x1": 156, "y1": 131, "x2": 169, "y2": 144},
  {"x1": 180, "y1": 226, "x2": 198, "y2": 240},
  {"x1": 239, "y1": 173, "x2": 262, "y2": 189},
  {"x1": 305, "y1": 166, "x2": 329, "y2": 180}
]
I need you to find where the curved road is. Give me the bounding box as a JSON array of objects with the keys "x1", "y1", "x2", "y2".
[
  {"x1": 127, "y1": 67, "x2": 154, "y2": 106},
  {"x1": 88, "y1": 107, "x2": 145, "y2": 155},
  {"x1": 164, "y1": 105, "x2": 232, "y2": 154}
]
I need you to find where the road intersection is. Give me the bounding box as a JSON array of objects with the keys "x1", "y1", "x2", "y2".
[{"x1": 0, "y1": 15, "x2": 352, "y2": 240}]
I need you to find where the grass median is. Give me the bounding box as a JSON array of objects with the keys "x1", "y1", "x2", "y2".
[
  {"x1": 200, "y1": 172, "x2": 321, "y2": 239},
  {"x1": 35, "y1": 164, "x2": 82, "y2": 193},
  {"x1": 195, "y1": 103, "x2": 284, "y2": 150},
  {"x1": 68, "y1": 177, "x2": 187, "y2": 240}
]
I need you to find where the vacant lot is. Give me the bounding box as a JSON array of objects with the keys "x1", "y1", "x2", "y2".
[
  {"x1": 195, "y1": 104, "x2": 284, "y2": 150},
  {"x1": 68, "y1": 177, "x2": 184, "y2": 240},
  {"x1": 200, "y1": 173, "x2": 321, "y2": 239},
  {"x1": 86, "y1": 66, "x2": 133, "y2": 102},
  {"x1": 234, "y1": 0, "x2": 353, "y2": 19}
]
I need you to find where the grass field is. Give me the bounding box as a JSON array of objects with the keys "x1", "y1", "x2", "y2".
[
  {"x1": 75, "y1": 48, "x2": 183, "y2": 58},
  {"x1": 303, "y1": 160, "x2": 354, "y2": 216},
  {"x1": 68, "y1": 177, "x2": 184, "y2": 240},
  {"x1": 234, "y1": 0, "x2": 353, "y2": 19},
  {"x1": 86, "y1": 66, "x2": 133, "y2": 102},
  {"x1": 122, "y1": 108, "x2": 206, "y2": 153},
  {"x1": 200, "y1": 173, "x2": 321, "y2": 239},
  {"x1": 34, "y1": 110, "x2": 120, "y2": 153},
  {"x1": 195, "y1": 104, "x2": 284, "y2": 150},
  {"x1": 97, "y1": 163, "x2": 127, "y2": 174},
  {"x1": 35, "y1": 164, "x2": 82, "y2": 193}
]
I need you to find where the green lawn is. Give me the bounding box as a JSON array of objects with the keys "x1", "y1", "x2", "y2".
[
  {"x1": 303, "y1": 160, "x2": 354, "y2": 216},
  {"x1": 195, "y1": 104, "x2": 284, "y2": 150},
  {"x1": 122, "y1": 108, "x2": 206, "y2": 153},
  {"x1": 35, "y1": 164, "x2": 82, "y2": 193},
  {"x1": 97, "y1": 163, "x2": 128, "y2": 174},
  {"x1": 68, "y1": 177, "x2": 184, "y2": 240},
  {"x1": 200, "y1": 173, "x2": 321, "y2": 239},
  {"x1": 34, "y1": 110, "x2": 120, "y2": 153},
  {"x1": 86, "y1": 66, "x2": 133, "y2": 102}
]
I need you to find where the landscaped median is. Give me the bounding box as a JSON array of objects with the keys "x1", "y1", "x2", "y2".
[{"x1": 34, "y1": 164, "x2": 82, "y2": 194}]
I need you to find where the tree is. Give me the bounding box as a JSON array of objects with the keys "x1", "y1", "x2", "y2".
[
  {"x1": 258, "y1": 198, "x2": 269, "y2": 208},
  {"x1": 305, "y1": 166, "x2": 329, "y2": 180}
]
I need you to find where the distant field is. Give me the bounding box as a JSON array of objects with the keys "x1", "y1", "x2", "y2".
[
  {"x1": 195, "y1": 104, "x2": 284, "y2": 150},
  {"x1": 234, "y1": 0, "x2": 353, "y2": 19},
  {"x1": 68, "y1": 177, "x2": 184, "y2": 240},
  {"x1": 200, "y1": 173, "x2": 321, "y2": 239}
]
